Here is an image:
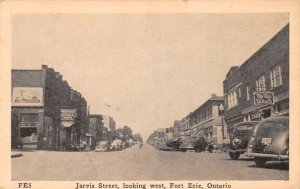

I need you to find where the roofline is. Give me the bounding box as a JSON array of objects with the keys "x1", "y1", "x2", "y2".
[{"x1": 190, "y1": 96, "x2": 224, "y2": 115}]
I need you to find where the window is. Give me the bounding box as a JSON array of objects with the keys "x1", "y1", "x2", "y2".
[
  {"x1": 270, "y1": 65, "x2": 282, "y2": 88},
  {"x1": 227, "y1": 90, "x2": 238, "y2": 109},
  {"x1": 256, "y1": 75, "x2": 266, "y2": 91},
  {"x1": 246, "y1": 85, "x2": 250, "y2": 101},
  {"x1": 20, "y1": 114, "x2": 39, "y2": 122}
]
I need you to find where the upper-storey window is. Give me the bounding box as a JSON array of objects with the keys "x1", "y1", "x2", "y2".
[
  {"x1": 270, "y1": 65, "x2": 282, "y2": 88},
  {"x1": 228, "y1": 90, "x2": 238, "y2": 109},
  {"x1": 246, "y1": 84, "x2": 250, "y2": 101},
  {"x1": 256, "y1": 75, "x2": 266, "y2": 91}
]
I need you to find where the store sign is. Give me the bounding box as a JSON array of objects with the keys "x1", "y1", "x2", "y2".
[
  {"x1": 12, "y1": 87, "x2": 43, "y2": 106},
  {"x1": 254, "y1": 92, "x2": 274, "y2": 105},
  {"x1": 61, "y1": 109, "x2": 77, "y2": 127},
  {"x1": 251, "y1": 112, "x2": 261, "y2": 120}
]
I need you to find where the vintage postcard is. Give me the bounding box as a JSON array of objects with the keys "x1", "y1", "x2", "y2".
[{"x1": 0, "y1": 1, "x2": 300, "y2": 189}]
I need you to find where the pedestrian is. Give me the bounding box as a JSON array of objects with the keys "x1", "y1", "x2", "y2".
[{"x1": 139, "y1": 142, "x2": 143, "y2": 149}]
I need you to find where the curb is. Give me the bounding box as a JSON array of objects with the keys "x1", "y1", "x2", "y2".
[{"x1": 11, "y1": 152, "x2": 23, "y2": 158}]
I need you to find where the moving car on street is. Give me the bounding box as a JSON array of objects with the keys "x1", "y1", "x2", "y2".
[
  {"x1": 247, "y1": 116, "x2": 289, "y2": 167},
  {"x1": 228, "y1": 121, "x2": 259, "y2": 159}
]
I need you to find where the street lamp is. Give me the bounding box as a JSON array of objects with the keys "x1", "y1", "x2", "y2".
[{"x1": 219, "y1": 104, "x2": 225, "y2": 140}]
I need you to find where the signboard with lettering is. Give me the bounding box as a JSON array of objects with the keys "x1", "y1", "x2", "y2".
[
  {"x1": 254, "y1": 92, "x2": 274, "y2": 105},
  {"x1": 251, "y1": 112, "x2": 261, "y2": 120},
  {"x1": 61, "y1": 109, "x2": 77, "y2": 127},
  {"x1": 12, "y1": 87, "x2": 43, "y2": 107}
]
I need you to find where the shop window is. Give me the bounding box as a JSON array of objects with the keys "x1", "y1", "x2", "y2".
[
  {"x1": 256, "y1": 75, "x2": 266, "y2": 91},
  {"x1": 261, "y1": 109, "x2": 271, "y2": 119},
  {"x1": 270, "y1": 65, "x2": 282, "y2": 88},
  {"x1": 20, "y1": 113, "x2": 38, "y2": 122},
  {"x1": 277, "y1": 101, "x2": 289, "y2": 112},
  {"x1": 19, "y1": 113, "x2": 39, "y2": 127},
  {"x1": 20, "y1": 127, "x2": 38, "y2": 144}
]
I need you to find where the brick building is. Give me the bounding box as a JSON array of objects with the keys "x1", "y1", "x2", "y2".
[
  {"x1": 88, "y1": 114, "x2": 103, "y2": 148},
  {"x1": 187, "y1": 94, "x2": 227, "y2": 146},
  {"x1": 223, "y1": 24, "x2": 289, "y2": 135},
  {"x1": 103, "y1": 115, "x2": 116, "y2": 132},
  {"x1": 11, "y1": 65, "x2": 88, "y2": 150},
  {"x1": 173, "y1": 120, "x2": 183, "y2": 133}
]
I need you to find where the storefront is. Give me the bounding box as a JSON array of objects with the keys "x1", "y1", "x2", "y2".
[
  {"x1": 60, "y1": 108, "x2": 78, "y2": 151},
  {"x1": 19, "y1": 113, "x2": 39, "y2": 150}
]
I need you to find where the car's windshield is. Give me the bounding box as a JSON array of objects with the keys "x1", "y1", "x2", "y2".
[{"x1": 256, "y1": 121, "x2": 288, "y2": 139}]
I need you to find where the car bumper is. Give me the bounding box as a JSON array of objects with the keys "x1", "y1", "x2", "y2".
[{"x1": 247, "y1": 152, "x2": 288, "y2": 160}]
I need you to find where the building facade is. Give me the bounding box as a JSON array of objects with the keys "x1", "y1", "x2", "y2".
[
  {"x1": 103, "y1": 115, "x2": 116, "y2": 132},
  {"x1": 173, "y1": 120, "x2": 183, "y2": 133},
  {"x1": 11, "y1": 65, "x2": 88, "y2": 151},
  {"x1": 88, "y1": 114, "x2": 103, "y2": 148},
  {"x1": 186, "y1": 94, "x2": 227, "y2": 146},
  {"x1": 223, "y1": 24, "x2": 289, "y2": 135}
]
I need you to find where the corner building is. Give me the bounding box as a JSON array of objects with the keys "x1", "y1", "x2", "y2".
[
  {"x1": 11, "y1": 65, "x2": 88, "y2": 150},
  {"x1": 223, "y1": 24, "x2": 289, "y2": 135}
]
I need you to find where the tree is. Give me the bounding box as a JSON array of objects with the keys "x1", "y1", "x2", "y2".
[
  {"x1": 122, "y1": 125, "x2": 133, "y2": 141},
  {"x1": 132, "y1": 134, "x2": 143, "y2": 143}
]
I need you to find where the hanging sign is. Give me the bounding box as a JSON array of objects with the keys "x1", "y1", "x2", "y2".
[
  {"x1": 61, "y1": 109, "x2": 77, "y2": 127},
  {"x1": 254, "y1": 92, "x2": 274, "y2": 105}
]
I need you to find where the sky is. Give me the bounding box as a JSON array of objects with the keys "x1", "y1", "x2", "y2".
[{"x1": 12, "y1": 13, "x2": 289, "y2": 140}]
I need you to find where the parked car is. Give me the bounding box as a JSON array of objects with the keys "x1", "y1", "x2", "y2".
[
  {"x1": 111, "y1": 140, "x2": 123, "y2": 151},
  {"x1": 228, "y1": 121, "x2": 259, "y2": 159},
  {"x1": 247, "y1": 116, "x2": 289, "y2": 167},
  {"x1": 157, "y1": 140, "x2": 169, "y2": 151},
  {"x1": 166, "y1": 136, "x2": 187, "y2": 150},
  {"x1": 95, "y1": 141, "x2": 110, "y2": 152},
  {"x1": 180, "y1": 136, "x2": 208, "y2": 152},
  {"x1": 67, "y1": 144, "x2": 80, "y2": 151}
]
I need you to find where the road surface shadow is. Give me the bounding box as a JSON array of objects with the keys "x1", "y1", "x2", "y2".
[
  {"x1": 223, "y1": 157, "x2": 254, "y2": 161},
  {"x1": 248, "y1": 162, "x2": 289, "y2": 170}
]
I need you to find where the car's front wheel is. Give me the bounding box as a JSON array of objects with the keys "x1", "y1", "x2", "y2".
[
  {"x1": 254, "y1": 157, "x2": 267, "y2": 167},
  {"x1": 195, "y1": 148, "x2": 202, "y2": 153},
  {"x1": 229, "y1": 152, "x2": 240, "y2": 160}
]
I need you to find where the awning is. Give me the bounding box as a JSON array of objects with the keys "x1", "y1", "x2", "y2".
[{"x1": 241, "y1": 104, "x2": 270, "y2": 115}]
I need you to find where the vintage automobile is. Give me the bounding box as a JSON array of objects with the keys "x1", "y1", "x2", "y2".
[
  {"x1": 180, "y1": 136, "x2": 207, "y2": 152},
  {"x1": 228, "y1": 121, "x2": 259, "y2": 160},
  {"x1": 95, "y1": 141, "x2": 110, "y2": 152},
  {"x1": 111, "y1": 139, "x2": 123, "y2": 151},
  {"x1": 166, "y1": 136, "x2": 188, "y2": 150},
  {"x1": 247, "y1": 116, "x2": 289, "y2": 167}
]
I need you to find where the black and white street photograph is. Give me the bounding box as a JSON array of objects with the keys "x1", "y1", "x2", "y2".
[{"x1": 1, "y1": 1, "x2": 300, "y2": 189}]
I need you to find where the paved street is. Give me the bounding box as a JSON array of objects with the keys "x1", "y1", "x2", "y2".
[{"x1": 12, "y1": 144, "x2": 288, "y2": 181}]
